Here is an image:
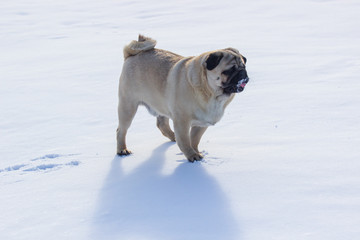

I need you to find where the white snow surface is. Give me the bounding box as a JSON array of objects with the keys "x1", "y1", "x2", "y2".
[{"x1": 1, "y1": 0, "x2": 360, "y2": 239}]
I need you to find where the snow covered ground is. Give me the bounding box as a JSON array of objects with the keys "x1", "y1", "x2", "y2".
[{"x1": 1, "y1": 0, "x2": 360, "y2": 239}]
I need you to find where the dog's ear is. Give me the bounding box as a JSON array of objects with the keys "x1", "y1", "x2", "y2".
[
  {"x1": 225, "y1": 48, "x2": 247, "y2": 65},
  {"x1": 205, "y1": 52, "x2": 223, "y2": 70},
  {"x1": 242, "y1": 55, "x2": 247, "y2": 64}
]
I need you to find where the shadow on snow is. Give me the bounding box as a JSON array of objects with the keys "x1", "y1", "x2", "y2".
[{"x1": 92, "y1": 142, "x2": 239, "y2": 240}]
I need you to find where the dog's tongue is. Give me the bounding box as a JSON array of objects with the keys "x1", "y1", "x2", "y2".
[
  {"x1": 223, "y1": 78, "x2": 249, "y2": 94},
  {"x1": 236, "y1": 78, "x2": 248, "y2": 92}
]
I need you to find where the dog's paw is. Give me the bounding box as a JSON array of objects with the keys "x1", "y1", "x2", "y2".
[
  {"x1": 187, "y1": 152, "x2": 204, "y2": 162},
  {"x1": 117, "y1": 149, "x2": 132, "y2": 156},
  {"x1": 169, "y1": 135, "x2": 176, "y2": 142}
]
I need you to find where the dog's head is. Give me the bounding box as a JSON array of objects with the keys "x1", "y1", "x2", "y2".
[{"x1": 204, "y1": 48, "x2": 249, "y2": 95}]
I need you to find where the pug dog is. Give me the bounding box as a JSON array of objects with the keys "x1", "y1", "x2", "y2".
[{"x1": 117, "y1": 35, "x2": 249, "y2": 162}]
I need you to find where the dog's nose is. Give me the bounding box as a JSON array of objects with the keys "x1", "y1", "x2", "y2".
[
  {"x1": 239, "y1": 70, "x2": 248, "y2": 80},
  {"x1": 229, "y1": 70, "x2": 247, "y2": 85}
]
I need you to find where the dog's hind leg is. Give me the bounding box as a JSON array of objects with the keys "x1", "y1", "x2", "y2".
[
  {"x1": 156, "y1": 116, "x2": 176, "y2": 142},
  {"x1": 117, "y1": 98, "x2": 138, "y2": 156}
]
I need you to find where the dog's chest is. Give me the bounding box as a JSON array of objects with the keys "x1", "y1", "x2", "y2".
[{"x1": 193, "y1": 99, "x2": 227, "y2": 127}]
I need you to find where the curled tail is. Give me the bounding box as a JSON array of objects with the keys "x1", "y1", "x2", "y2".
[{"x1": 123, "y1": 35, "x2": 157, "y2": 59}]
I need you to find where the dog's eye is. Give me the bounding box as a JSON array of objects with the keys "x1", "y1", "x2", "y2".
[{"x1": 222, "y1": 66, "x2": 236, "y2": 76}]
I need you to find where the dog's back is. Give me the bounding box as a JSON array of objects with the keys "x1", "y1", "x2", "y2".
[
  {"x1": 121, "y1": 35, "x2": 183, "y2": 91},
  {"x1": 120, "y1": 36, "x2": 184, "y2": 117}
]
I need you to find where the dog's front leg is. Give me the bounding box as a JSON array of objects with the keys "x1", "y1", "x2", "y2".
[
  {"x1": 173, "y1": 119, "x2": 203, "y2": 162},
  {"x1": 190, "y1": 126, "x2": 208, "y2": 153}
]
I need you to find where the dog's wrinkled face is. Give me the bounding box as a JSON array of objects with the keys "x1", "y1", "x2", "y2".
[{"x1": 205, "y1": 49, "x2": 249, "y2": 95}]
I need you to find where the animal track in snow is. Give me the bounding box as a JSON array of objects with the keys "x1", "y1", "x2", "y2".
[
  {"x1": 0, "y1": 154, "x2": 80, "y2": 173},
  {"x1": 30, "y1": 154, "x2": 77, "y2": 161}
]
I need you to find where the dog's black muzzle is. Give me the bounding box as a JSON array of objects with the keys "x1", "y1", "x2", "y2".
[{"x1": 222, "y1": 67, "x2": 249, "y2": 94}]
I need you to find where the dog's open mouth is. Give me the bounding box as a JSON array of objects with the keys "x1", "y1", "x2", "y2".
[{"x1": 223, "y1": 77, "x2": 249, "y2": 94}]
